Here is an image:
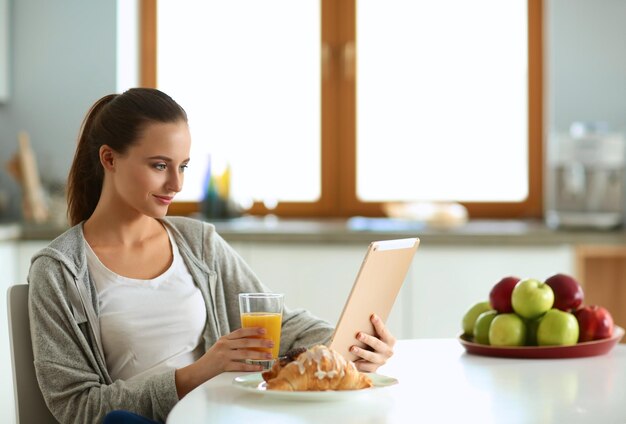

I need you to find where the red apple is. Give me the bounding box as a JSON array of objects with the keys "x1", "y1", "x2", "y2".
[
  {"x1": 574, "y1": 305, "x2": 614, "y2": 342},
  {"x1": 544, "y1": 273, "x2": 584, "y2": 312},
  {"x1": 489, "y1": 276, "x2": 521, "y2": 313}
]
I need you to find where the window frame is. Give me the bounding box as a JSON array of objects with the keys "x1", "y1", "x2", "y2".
[{"x1": 140, "y1": 0, "x2": 543, "y2": 218}]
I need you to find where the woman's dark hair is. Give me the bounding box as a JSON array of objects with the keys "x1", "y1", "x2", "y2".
[{"x1": 66, "y1": 88, "x2": 188, "y2": 226}]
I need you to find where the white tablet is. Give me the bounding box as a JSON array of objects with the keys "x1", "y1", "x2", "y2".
[{"x1": 329, "y1": 237, "x2": 420, "y2": 361}]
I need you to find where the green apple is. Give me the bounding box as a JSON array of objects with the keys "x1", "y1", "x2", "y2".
[
  {"x1": 462, "y1": 301, "x2": 492, "y2": 336},
  {"x1": 511, "y1": 278, "x2": 554, "y2": 319},
  {"x1": 489, "y1": 313, "x2": 526, "y2": 346},
  {"x1": 474, "y1": 310, "x2": 498, "y2": 345},
  {"x1": 537, "y1": 309, "x2": 579, "y2": 346}
]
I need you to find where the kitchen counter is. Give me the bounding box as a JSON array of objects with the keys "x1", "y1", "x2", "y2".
[
  {"x1": 208, "y1": 216, "x2": 626, "y2": 246},
  {"x1": 0, "y1": 222, "x2": 21, "y2": 241},
  {"x1": 3, "y1": 216, "x2": 626, "y2": 246}
]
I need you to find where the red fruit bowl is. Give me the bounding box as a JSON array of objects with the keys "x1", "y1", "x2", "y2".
[{"x1": 459, "y1": 326, "x2": 625, "y2": 359}]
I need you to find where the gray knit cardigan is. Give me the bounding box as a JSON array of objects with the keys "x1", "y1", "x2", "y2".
[{"x1": 28, "y1": 216, "x2": 333, "y2": 423}]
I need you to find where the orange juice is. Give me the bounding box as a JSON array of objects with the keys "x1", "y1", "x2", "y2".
[{"x1": 241, "y1": 312, "x2": 282, "y2": 358}]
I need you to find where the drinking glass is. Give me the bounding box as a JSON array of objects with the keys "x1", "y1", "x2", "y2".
[{"x1": 238, "y1": 293, "x2": 284, "y2": 369}]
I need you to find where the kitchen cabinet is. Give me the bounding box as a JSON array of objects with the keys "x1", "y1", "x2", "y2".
[
  {"x1": 2, "y1": 240, "x2": 47, "y2": 424},
  {"x1": 8, "y1": 238, "x2": 599, "y2": 339},
  {"x1": 229, "y1": 242, "x2": 376, "y2": 330},
  {"x1": 576, "y1": 245, "x2": 626, "y2": 340},
  {"x1": 1, "y1": 241, "x2": 17, "y2": 424},
  {"x1": 229, "y1": 242, "x2": 574, "y2": 339},
  {"x1": 408, "y1": 245, "x2": 573, "y2": 338}
]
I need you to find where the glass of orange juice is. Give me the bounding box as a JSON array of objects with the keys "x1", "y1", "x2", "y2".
[{"x1": 238, "y1": 293, "x2": 284, "y2": 369}]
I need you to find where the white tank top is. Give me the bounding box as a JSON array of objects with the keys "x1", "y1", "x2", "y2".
[{"x1": 85, "y1": 228, "x2": 207, "y2": 382}]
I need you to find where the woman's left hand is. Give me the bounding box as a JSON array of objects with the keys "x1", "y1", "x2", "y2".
[{"x1": 351, "y1": 314, "x2": 396, "y2": 373}]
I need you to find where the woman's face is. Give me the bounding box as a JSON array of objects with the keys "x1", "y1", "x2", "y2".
[{"x1": 107, "y1": 120, "x2": 191, "y2": 218}]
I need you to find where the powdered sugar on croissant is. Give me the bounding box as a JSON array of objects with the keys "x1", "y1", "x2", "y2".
[{"x1": 264, "y1": 345, "x2": 373, "y2": 391}]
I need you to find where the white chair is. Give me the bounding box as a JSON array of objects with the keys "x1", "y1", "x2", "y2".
[{"x1": 7, "y1": 284, "x2": 57, "y2": 423}]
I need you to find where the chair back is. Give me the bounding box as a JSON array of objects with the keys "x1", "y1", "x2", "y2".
[{"x1": 7, "y1": 284, "x2": 57, "y2": 423}]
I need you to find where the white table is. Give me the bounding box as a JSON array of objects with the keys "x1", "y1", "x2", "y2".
[{"x1": 166, "y1": 339, "x2": 626, "y2": 424}]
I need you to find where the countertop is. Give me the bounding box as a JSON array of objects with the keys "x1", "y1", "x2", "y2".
[
  {"x1": 0, "y1": 222, "x2": 21, "y2": 241},
  {"x1": 2, "y1": 216, "x2": 626, "y2": 246}
]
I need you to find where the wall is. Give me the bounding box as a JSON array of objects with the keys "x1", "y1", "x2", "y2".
[
  {"x1": 0, "y1": 0, "x2": 117, "y2": 220},
  {"x1": 547, "y1": 0, "x2": 626, "y2": 133},
  {"x1": 0, "y1": 0, "x2": 8, "y2": 102}
]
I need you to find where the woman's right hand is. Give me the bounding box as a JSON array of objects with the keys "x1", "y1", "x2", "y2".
[
  {"x1": 175, "y1": 327, "x2": 273, "y2": 398},
  {"x1": 201, "y1": 327, "x2": 274, "y2": 376}
]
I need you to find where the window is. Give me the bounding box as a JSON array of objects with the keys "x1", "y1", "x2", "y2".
[
  {"x1": 141, "y1": 0, "x2": 543, "y2": 218},
  {"x1": 157, "y1": 0, "x2": 321, "y2": 207}
]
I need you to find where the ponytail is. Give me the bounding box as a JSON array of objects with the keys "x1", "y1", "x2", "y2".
[
  {"x1": 66, "y1": 95, "x2": 117, "y2": 226},
  {"x1": 66, "y1": 88, "x2": 187, "y2": 226}
]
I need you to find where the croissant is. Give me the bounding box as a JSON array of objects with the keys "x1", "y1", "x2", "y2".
[
  {"x1": 262, "y1": 347, "x2": 307, "y2": 382},
  {"x1": 263, "y1": 345, "x2": 373, "y2": 391}
]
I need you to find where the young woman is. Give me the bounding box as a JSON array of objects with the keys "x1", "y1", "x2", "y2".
[{"x1": 28, "y1": 88, "x2": 396, "y2": 423}]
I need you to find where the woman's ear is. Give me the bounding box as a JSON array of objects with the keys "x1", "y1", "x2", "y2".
[{"x1": 99, "y1": 145, "x2": 116, "y2": 171}]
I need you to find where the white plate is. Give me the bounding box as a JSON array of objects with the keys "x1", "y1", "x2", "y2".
[{"x1": 232, "y1": 372, "x2": 398, "y2": 401}]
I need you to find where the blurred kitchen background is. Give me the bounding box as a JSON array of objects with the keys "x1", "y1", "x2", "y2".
[
  {"x1": 0, "y1": 0, "x2": 625, "y2": 226},
  {"x1": 1, "y1": 1, "x2": 626, "y2": 422}
]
